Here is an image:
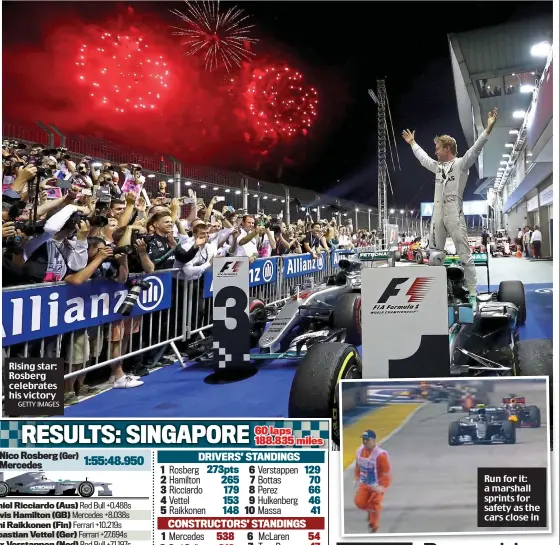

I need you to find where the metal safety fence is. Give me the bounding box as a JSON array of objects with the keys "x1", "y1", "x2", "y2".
[{"x1": 2, "y1": 248, "x2": 377, "y2": 384}]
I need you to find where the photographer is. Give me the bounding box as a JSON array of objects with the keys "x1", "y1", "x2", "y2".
[
  {"x1": 255, "y1": 215, "x2": 277, "y2": 258},
  {"x1": 2, "y1": 219, "x2": 26, "y2": 286},
  {"x1": 22, "y1": 204, "x2": 91, "y2": 283},
  {"x1": 272, "y1": 222, "x2": 300, "y2": 256},
  {"x1": 63, "y1": 239, "x2": 139, "y2": 402},
  {"x1": 91, "y1": 164, "x2": 123, "y2": 200}
]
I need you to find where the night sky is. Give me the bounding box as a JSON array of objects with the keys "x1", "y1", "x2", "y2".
[{"x1": 2, "y1": 1, "x2": 553, "y2": 210}]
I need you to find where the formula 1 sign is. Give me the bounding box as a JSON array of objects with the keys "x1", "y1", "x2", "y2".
[
  {"x1": 2, "y1": 272, "x2": 173, "y2": 346},
  {"x1": 203, "y1": 257, "x2": 277, "y2": 298},
  {"x1": 361, "y1": 266, "x2": 449, "y2": 378}
]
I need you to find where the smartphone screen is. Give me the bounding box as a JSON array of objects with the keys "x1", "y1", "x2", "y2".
[{"x1": 46, "y1": 188, "x2": 62, "y2": 199}]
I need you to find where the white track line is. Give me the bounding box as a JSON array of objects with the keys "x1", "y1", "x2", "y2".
[{"x1": 343, "y1": 402, "x2": 428, "y2": 474}]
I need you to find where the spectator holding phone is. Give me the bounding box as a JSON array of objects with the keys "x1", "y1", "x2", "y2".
[
  {"x1": 303, "y1": 222, "x2": 329, "y2": 259},
  {"x1": 235, "y1": 215, "x2": 262, "y2": 263}
]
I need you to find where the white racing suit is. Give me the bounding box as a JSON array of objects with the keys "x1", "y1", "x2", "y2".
[{"x1": 411, "y1": 131, "x2": 489, "y2": 294}]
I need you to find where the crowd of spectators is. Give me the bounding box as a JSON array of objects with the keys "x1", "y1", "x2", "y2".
[{"x1": 2, "y1": 139, "x2": 378, "y2": 404}]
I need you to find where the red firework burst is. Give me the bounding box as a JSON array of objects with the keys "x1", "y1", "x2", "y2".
[
  {"x1": 170, "y1": 0, "x2": 257, "y2": 72},
  {"x1": 245, "y1": 65, "x2": 318, "y2": 141},
  {"x1": 75, "y1": 33, "x2": 171, "y2": 113}
]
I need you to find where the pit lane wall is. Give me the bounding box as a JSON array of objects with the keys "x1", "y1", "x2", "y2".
[{"x1": 341, "y1": 382, "x2": 427, "y2": 468}]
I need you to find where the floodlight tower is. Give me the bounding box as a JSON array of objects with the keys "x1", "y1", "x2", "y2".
[{"x1": 368, "y1": 80, "x2": 388, "y2": 241}]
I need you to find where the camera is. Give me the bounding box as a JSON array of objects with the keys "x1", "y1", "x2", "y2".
[
  {"x1": 117, "y1": 278, "x2": 151, "y2": 316},
  {"x1": 56, "y1": 178, "x2": 73, "y2": 190},
  {"x1": 90, "y1": 215, "x2": 109, "y2": 227},
  {"x1": 56, "y1": 147, "x2": 71, "y2": 160},
  {"x1": 2, "y1": 235, "x2": 24, "y2": 256},
  {"x1": 16, "y1": 222, "x2": 45, "y2": 237},
  {"x1": 96, "y1": 186, "x2": 112, "y2": 203},
  {"x1": 114, "y1": 245, "x2": 135, "y2": 256},
  {"x1": 130, "y1": 230, "x2": 148, "y2": 246},
  {"x1": 37, "y1": 167, "x2": 53, "y2": 178},
  {"x1": 7, "y1": 201, "x2": 27, "y2": 221},
  {"x1": 64, "y1": 212, "x2": 109, "y2": 230}
]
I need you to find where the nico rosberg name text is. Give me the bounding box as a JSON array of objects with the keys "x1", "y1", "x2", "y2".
[{"x1": 0, "y1": 451, "x2": 78, "y2": 470}]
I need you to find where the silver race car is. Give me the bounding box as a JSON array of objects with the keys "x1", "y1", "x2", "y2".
[
  {"x1": 189, "y1": 249, "x2": 394, "y2": 446},
  {"x1": 448, "y1": 407, "x2": 516, "y2": 445},
  {"x1": 0, "y1": 471, "x2": 113, "y2": 497}
]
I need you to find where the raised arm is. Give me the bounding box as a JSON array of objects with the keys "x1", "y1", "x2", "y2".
[
  {"x1": 402, "y1": 129, "x2": 438, "y2": 174},
  {"x1": 461, "y1": 107, "x2": 498, "y2": 171}
]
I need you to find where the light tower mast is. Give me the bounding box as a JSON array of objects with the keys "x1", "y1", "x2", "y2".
[
  {"x1": 368, "y1": 80, "x2": 390, "y2": 244},
  {"x1": 376, "y1": 80, "x2": 388, "y2": 240}
]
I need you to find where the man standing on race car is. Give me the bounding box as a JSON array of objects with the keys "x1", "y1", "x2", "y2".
[
  {"x1": 402, "y1": 108, "x2": 498, "y2": 305},
  {"x1": 354, "y1": 430, "x2": 392, "y2": 533}
]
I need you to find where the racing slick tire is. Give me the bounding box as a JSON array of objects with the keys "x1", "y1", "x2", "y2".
[
  {"x1": 288, "y1": 343, "x2": 361, "y2": 447},
  {"x1": 0, "y1": 481, "x2": 9, "y2": 497},
  {"x1": 527, "y1": 405, "x2": 542, "y2": 428},
  {"x1": 415, "y1": 251, "x2": 423, "y2": 264},
  {"x1": 448, "y1": 421, "x2": 461, "y2": 446},
  {"x1": 394, "y1": 251, "x2": 401, "y2": 262},
  {"x1": 497, "y1": 280, "x2": 526, "y2": 325},
  {"x1": 332, "y1": 293, "x2": 362, "y2": 346},
  {"x1": 249, "y1": 298, "x2": 267, "y2": 348},
  {"x1": 78, "y1": 481, "x2": 95, "y2": 498},
  {"x1": 502, "y1": 420, "x2": 516, "y2": 444}
]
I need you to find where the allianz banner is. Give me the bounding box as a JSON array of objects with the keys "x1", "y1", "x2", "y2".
[
  {"x1": 203, "y1": 251, "x2": 347, "y2": 298},
  {"x1": 203, "y1": 257, "x2": 278, "y2": 298},
  {"x1": 2, "y1": 272, "x2": 173, "y2": 346}
]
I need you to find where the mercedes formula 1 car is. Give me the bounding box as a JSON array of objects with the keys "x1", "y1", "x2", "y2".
[
  {"x1": 188, "y1": 249, "x2": 396, "y2": 446},
  {"x1": 448, "y1": 407, "x2": 516, "y2": 445},
  {"x1": 500, "y1": 395, "x2": 542, "y2": 428},
  {"x1": 0, "y1": 471, "x2": 113, "y2": 497}
]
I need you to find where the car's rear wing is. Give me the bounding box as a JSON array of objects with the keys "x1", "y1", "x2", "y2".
[
  {"x1": 469, "y1": 406, "x2": 500, "y2": 414},
  {"x1": 444, "y1": 252, "x2": 488, "y2": 266},
  {"x1": 358, "y1": 250, "x2": 397, "y2": 265},
  {"x1": 502, "y1": 397, "x2": 526, "y2": 404},
  {"x1": 445, "y1": 252, "x2": 491, "y2": 293}
]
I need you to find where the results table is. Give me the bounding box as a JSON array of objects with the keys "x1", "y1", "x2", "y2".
[
  {"x1": 155, "y1": 449, "x2": 328, "y2": 544},
  {"x1": 0, "y1": 418, "x2": 330, "y2": 545},
  {"x1": 0, "y1": 497, "x2": 151, "y2": 543}
]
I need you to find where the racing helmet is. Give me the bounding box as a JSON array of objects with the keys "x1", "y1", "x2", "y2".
[
  {"x1": 476, "y1": 407, "x2": 486, "y2": 421},
  {"x1": 428, "y1": 250, "x2": 446, "y2": 267}
]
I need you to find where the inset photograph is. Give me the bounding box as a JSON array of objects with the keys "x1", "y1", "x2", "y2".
[{"x1": 340, "y1": 377, "x2": 550, "y2": 536}]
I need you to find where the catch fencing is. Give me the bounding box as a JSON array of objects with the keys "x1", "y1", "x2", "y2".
[
  {"x1": 2, "y1": 248, "x2": 376, "y2": 383},
  {"x1": 3, "y1": 121, "x2": 379, "y2": 229}
]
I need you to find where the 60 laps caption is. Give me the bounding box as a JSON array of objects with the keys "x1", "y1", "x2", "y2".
[{"x1": 0, "y1": 418, "x2": 330, "y2": 545}]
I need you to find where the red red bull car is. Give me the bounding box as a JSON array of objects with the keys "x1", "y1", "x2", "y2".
[
  {"x1": 400, "y1": 241, "x2": 428, "y2": 264},
  {"x1": 501, "y1": 396, "x2": 541, "y2": 428}
]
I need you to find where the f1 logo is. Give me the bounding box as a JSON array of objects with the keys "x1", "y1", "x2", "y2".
[
  {"x1": 220, "y1": 261, "x2": 241, "y2": 273},
  {"x1": 377, "y1": 277, "x2": 435, "y2": 304}
]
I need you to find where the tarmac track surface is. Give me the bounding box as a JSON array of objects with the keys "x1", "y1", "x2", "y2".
[{"x1": 342, "y1": 382, "x2": 549, "y2": 535}]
